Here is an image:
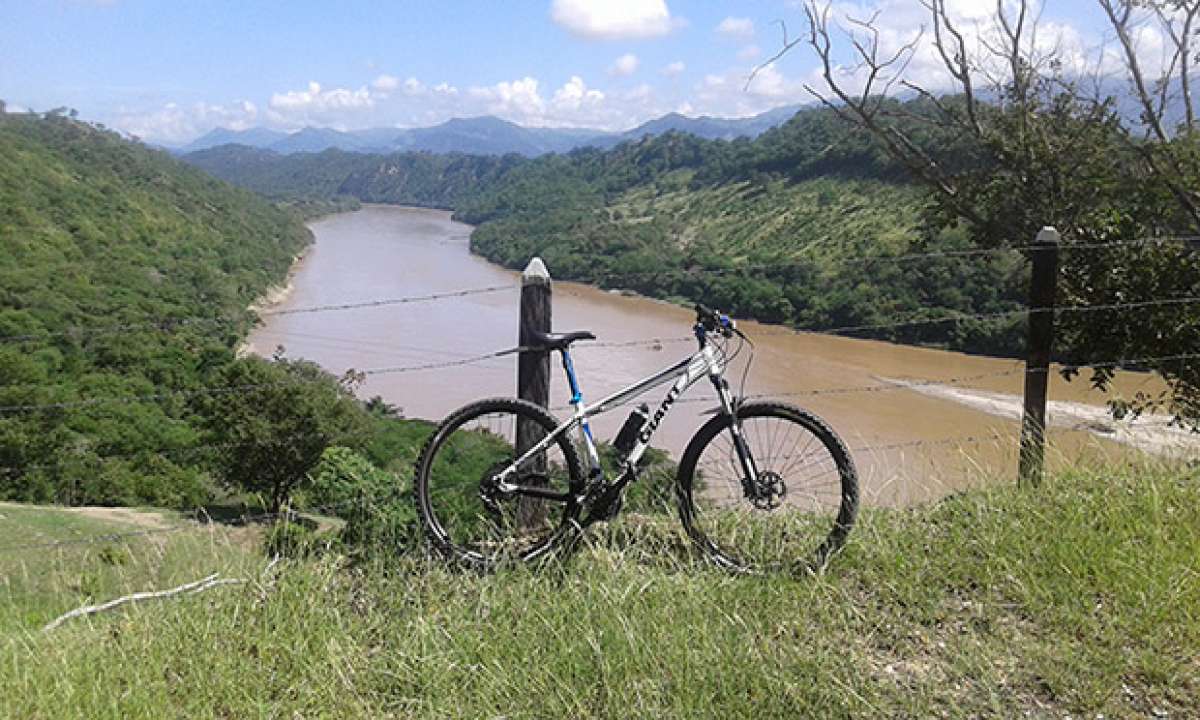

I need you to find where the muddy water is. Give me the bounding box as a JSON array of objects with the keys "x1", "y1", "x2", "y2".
[{"x1": 246, "y1": 205, "x2": 1161, "y2": 506}]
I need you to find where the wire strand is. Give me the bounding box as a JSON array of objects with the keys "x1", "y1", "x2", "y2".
[{"x1": 0, "y1": 285, "x2": 517, "y2": 346}]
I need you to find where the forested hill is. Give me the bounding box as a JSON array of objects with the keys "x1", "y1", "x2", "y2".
[
  {"x1": 184, "y1": 99, "x2": 1026, "y2": 355},
  {"x1": 0, "y1": 111, "x2": 312, "y2": 505},
  {"x1": 184, "y1": 144, "x2": 521, "y2": 210}
]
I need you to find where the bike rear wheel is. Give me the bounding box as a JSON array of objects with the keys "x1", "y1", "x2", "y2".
[
  {"x1": 676, "y1": 401, "x2": 858, "y2": 573},
  {"x1": 414, "y1": 397, "x2": 584, "y2": 570}
]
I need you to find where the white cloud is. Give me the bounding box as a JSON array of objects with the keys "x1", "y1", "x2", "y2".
[
  {"x1": 371, "y1": 74, "x2": 400, "y2": 92},
  {"x1": 112, "y1": 100, "x2": 259, "y2": 144},
  {"x1": 552, "y1": 76, "x2": 605, "y2": 111},
  {"x1": 610, "y1": 53, "x2": 640, "y2": 77},
  {"x1": 269, "y1": 81, "x2": 373, "y2": 112},
  {"x1": 624, "y1": 83, "x2": 654, "y2": 101},
  {"x1": 743, "y1": 63, "x2": 794, "y2": 98},
  {"x1": 463, "y1": 74, "x2": 668, "y2": 130},
  {"x1": 691, "y1": 64, "x2": 807, "y2": 120},
  {"x1": 737, "y1": 44, "x2": 760, "y2": 61},
  {"x1": 403, "y1": 77, "x2": 425, "y2": 95},
  {"x1": 716, "y1": 17, "x2": 754, "y2": 40},
  {"x1": 662, "y1": 60, "x2": 685, "y2": 77},
  {"x1": 266, "y1": 81, "x2": 374, "y2": 129},
  {"x1": 468, "y1": 76, "x2": 546, "y2": 124},
  {"x1": 550, "y1": 0, "x2": 674, "y2": 40}
]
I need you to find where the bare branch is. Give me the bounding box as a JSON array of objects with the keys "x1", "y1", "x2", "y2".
[
  {"x1": 42, "y1": 572, "x2": 246, "y2": 631},
  {"x1": 1098, "y1": 0, "x2": 1200, "y2": 228},
  {"x1": 921, "y1": 0, "x2": 983, "y2": 134},
  {"x1": 995, "y1": 0, "x2": 1032, "y2": 108},
  {"x1": 1100, "y1": 0, "x2": 1171, "y2": 142},
  {"x1": 799, "y1": 1, "x2": 986, "y2": 227},
  {"x1": 1152, "y1": 1, "x2": 1200, "y2": 130},
  {"x1": 898, "y1": 80, "x2": 967, "y2": 128},
  {"x1": 745, "y1": 19, "x2": 805, "y2": 91}
]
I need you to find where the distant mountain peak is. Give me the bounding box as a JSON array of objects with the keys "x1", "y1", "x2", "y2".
[{"x1": 177, "y1": 105, "x2": 803, "y2": 157}]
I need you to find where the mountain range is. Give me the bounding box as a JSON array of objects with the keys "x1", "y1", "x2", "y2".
[{"x1": 178, "y1": 106, "x2": 803, "y2": 157}]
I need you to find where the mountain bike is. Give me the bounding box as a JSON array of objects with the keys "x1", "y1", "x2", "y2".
[{"x1": 414, "y1": 304, "x2": 858, "y2": 573}]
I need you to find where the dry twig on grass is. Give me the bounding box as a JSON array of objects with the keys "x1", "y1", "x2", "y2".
[{"x1": 42, "y1": 572, "x2": 246, "y2": 631}]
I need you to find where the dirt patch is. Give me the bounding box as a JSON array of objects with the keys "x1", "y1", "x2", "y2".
[{"x1": 64, "y1": 506, "x2": 178, "y2": 530}]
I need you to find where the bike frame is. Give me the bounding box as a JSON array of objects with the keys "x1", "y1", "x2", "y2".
[{"x1": 495, "y1": 335, "x2": 760, "y2": 505}]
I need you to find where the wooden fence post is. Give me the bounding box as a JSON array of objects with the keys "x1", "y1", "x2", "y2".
[
  {"x1": 516, "y1": 258, "x2": 551, "y2": 527},
  {"x1": 1018, "y1": 226, "x2": 1060, "y2": 487}
]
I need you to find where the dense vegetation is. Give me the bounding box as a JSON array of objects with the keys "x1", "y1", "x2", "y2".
[
  {"x1": 0, "y1": 111, "x2": 410, "y2": 508},
  {"x1": 3, "y1": 462, "x2": 1196, "y2": 717},
  {"x1": 186, "y1": 101, "x2": 1030, "y2": 355},
  {"x1": 184, "y1": 144, "x2": 521, "y2": 210},
  {"x1": 457, "y1": 105, "x2": 1026, "y2": 354}
]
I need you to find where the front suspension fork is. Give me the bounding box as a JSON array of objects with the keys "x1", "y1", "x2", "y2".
[{"x1": 712, "y1": 376, "x2": 759, "y2": 495}]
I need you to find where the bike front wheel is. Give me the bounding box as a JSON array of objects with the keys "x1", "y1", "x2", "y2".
[
  {"x1": 676, "y1": 401, "x2": 858, "y2": 573},
  {"x1": 414, "y1": 397, "x2": 584, "y2": 570}
]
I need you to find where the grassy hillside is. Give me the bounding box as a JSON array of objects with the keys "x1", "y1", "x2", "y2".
[
  {"x1": 0, "y1": 502, "x2": 261, "y2": 633},
  {"x1": 453, "y1": 105, "x2": 1023, "y2": 354},
  {"x1": 468, "y1": 172, "x2": 1026, "y2": 354},
  {"x1": 1, "y1": 463, "x2": 1195, "y2": 718},
  {"x1": 0, "y1": 112, "x2": 315, "y2": 505}
]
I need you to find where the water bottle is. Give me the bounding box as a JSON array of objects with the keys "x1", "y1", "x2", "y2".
[{"x1": 613, "y1": 403, "x2": 650, "y2": 455}]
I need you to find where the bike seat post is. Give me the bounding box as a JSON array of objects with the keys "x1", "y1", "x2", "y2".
[
  {"x1": 560, "y1": 349, "x2": 602, "y2": 477},
  {"x1": 561, "y1": 349, "x2": 583, "y2": 407}
]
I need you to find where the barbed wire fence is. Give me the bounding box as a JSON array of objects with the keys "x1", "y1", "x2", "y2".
[
  {"x1": 3, "y1": 233, "x2": 1191, "y2": 349},
  {"x1": 1, "y1": 232, "x2": 1197, "y2": 556}
]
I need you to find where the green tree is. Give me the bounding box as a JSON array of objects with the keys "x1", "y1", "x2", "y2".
[
  {"x1": 797, "y1": 0, "x2": 1200, "y2": 425},
  {"x1": 197, "y1": 355, "x2": 369, "y2": 513}
]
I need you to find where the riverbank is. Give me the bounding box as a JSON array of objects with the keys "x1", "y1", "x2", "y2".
[
  {"x1": 884, "y1": 377, "x2": 1200, "y2": 458},
  {"x1": 248, "y1": 249, "x2": 309, "y2": 315},
  {"x1": 243, "y1": 205, "x2": 1183, "y2": 505},
  {"x1": 242, "y1": 199, "x2": 341, "y2": 329},
  {"x1": 238, "y1": 246, "x2": 311, "y2": 357}
]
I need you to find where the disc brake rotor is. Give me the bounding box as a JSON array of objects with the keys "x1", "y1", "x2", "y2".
[{"x1": 750, "y1": 470, "x2": 787, "y2": 510}]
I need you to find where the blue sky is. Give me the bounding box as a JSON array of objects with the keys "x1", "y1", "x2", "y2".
[{"x1": 1, "y1": 1, "x2": 1124, "y2": 144}]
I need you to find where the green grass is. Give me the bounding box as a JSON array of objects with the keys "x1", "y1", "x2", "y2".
[
  {"x1": 1, "y1": 463, "x2": 1197, "y2": 718},
  {"x1": 0, "y1": 504, "x2": 261, "y2": 633}
]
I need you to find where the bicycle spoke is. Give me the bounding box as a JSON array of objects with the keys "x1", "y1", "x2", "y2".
[
  {"x1": 679, "y1": 402, "x2": 857, "y2": 573},
  {"x1": 416, "y1": 399, "x2": 582, "y2": 568}
]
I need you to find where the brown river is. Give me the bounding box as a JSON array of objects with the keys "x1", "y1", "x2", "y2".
[{"x1": 246, "y1": 205, "x2": 1177, "y2": 506}]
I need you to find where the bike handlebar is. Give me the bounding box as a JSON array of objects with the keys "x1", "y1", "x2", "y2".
[{"x1": 694, "y1": 303, "x2": 736, "y2": 338}]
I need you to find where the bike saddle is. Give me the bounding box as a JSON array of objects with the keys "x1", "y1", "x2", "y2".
[{"x1": 527, "y1": 329, "x2": 596, "y2": 351}]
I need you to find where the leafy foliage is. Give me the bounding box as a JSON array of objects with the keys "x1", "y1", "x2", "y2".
[
  {"x1": 196, "y1": 355, "x2": 371, "y2": 512},
  {"x1": 307, "y1": 445, "x2": 418, "y2": 554},
  {"x1": 0, "y1": 111, "x2": 312, "y2": 505},
  {"x1": 792, "y1": 0, "x2": 1200, "y2": 425},
  {"x1": 938, "y1": 90, "x2": 1200, "y2": 423},
  {"x1": 456, "y1": 119, "x2": 1028, "y2": 354},
  {"x1": 185, "y1": 145, "x2": 522, "y2": 209}
]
